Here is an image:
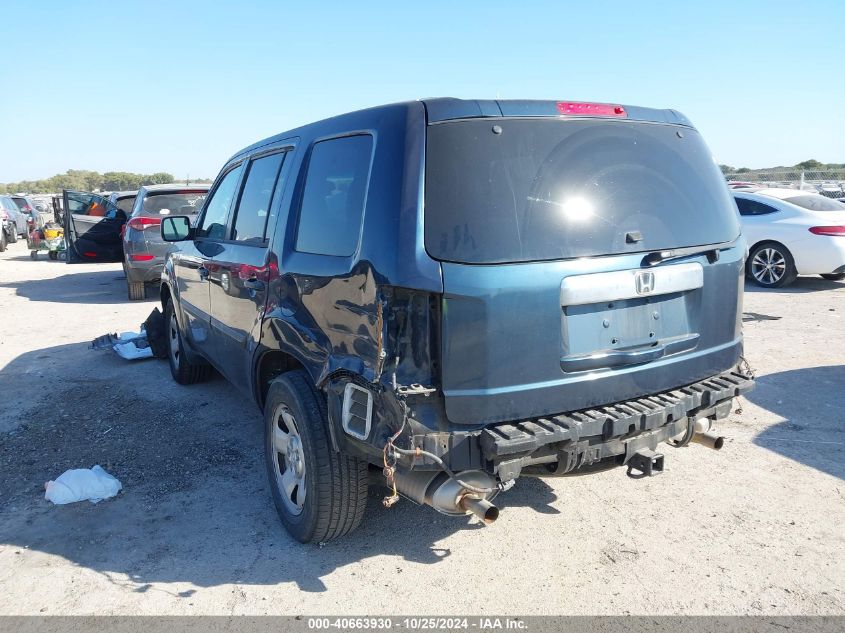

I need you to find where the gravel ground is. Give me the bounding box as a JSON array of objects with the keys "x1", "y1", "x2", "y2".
[{"x1": 0, "y1": 238, "x2": 843, "y2": 616}]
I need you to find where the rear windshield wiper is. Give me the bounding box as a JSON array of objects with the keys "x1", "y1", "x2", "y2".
[{"x1": 641, "y1": 240, "x2": 736, "y2": 267}]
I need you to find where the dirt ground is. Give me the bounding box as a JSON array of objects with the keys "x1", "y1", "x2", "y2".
[{"x1": 0, "y1": 238, "x2": 843, "y2": 616}]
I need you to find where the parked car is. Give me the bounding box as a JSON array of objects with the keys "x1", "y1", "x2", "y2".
[
  {"x1": 159, "y1": 98, "x2": 754, "y2": 543},
  {"x1": 107, "y1": 190, "x2": 138, "y2": 216},
  {"x1": 123, "y1": 184, "x2": 209, "y2": 300},
  {"x1": 62, "y1": 190, "x2": 127, "y2": 263},
  {"x1": 0, "y1": 195, "x2": 28, "y2": 240},
  {"x1": 10, "y1": 195, "x2": 38, "y2": 217},
  {"x1": 0, "y1": 211, "x2": 11, "y2": 251},
  {"x1": 733, "y1": 188, "x2": 845, "y2": 287},
  {"x1": 727, "y1": 181, "x2": 760, "y2": 190}
]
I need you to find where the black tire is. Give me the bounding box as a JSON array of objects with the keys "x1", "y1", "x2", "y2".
[
  {"x1": 7, "y1": 230, "x2": 16, "y2": 244},
  {"x1": 0, "y1": 231, "x2": 6, "y2": 252},
  {"x1": 30, "y1": 250, "x2": 38, "y2": 260},
  {"x1": 264, "y1": 370, "x2": 368, "y2": 543},
  {"x1": 48, "y1": 251, "x2": 58, "y2": 260},
  {"x1": 164, "y1": 298, "x2": 211, "y2": 385},
  {"x1": 746, "y1": 242, "x2": 798, "y2": 288},
  {"x1": 127, "y1": 280, "x2": 146, "y2": 301},
  {"x1": 821, "y1": 273, "x2": 845, "y2": 281}
]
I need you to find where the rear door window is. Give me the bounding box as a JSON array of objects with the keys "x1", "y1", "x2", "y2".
[
  {"x1": 231, "y1": 152, "x2": 287, "y2": 243},
  {"x1": 65, "y1": 191, "x2": 114, "y2": 217},
  {"x1": 294, "y1": 135, "x2": 373, "y2": 256},
  {"x1": 425, "y1": 119, "x2": 741, "y2": 264}
]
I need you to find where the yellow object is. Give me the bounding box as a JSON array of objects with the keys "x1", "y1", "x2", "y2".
[{"x1": 44, "y1": 228, "x2": 63, "y2": 239}]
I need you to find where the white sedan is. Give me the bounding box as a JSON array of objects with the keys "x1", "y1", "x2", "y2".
[{"x1": 733, "y1": 188, "x2": 845, "y2": 288}]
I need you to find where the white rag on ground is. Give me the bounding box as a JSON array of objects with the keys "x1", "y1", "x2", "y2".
[
  {"x1": 112, "y1": 330, "x2": 154, "y2": 360},
  {"x1": 44, "y1": 465, "x2": 122, "y2": 504}
]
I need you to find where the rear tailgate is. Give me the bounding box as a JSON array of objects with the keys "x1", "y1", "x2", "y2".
[{"x1": 426, "y1": 116, "x2": 744, "y2": 425}]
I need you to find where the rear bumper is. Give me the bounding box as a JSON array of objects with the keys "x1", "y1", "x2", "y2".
[
  {"x1": 792, "y1": 235, "x2": 845, "y2": 275},
  {"x1": 407, "y1": 368, "x2": 754, "y2": 479},
  {"x1": 125, "y1": 259, "x2": 165, "y2": 284},
  {"x1": 123, "y1": 229, "x2": 171, "y2": 283}
]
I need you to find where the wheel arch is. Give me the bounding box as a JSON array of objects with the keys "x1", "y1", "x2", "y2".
[
  {"x1": 254, "y1": 348, "x2": 306, "y2": 412},
  {"x1": 747, "y1": 238, "x2": 794, "y2": 257}
]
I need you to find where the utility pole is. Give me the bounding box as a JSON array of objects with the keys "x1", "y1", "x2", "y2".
[{"x1": 186, "y1": 173, "x2": 190, "y2": 186}]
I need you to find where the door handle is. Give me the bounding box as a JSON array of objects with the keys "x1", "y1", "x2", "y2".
[
  {"x1": 243, "y1": 278, "x2": 265, "y2": 291},
  {"x1": 198, "y1": 266, "x2": 209, "y2": 281}
]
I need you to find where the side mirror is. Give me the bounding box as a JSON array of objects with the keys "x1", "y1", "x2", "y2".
[{"x1": 161, "y1": 215, "x2": 193, "y2": 242}]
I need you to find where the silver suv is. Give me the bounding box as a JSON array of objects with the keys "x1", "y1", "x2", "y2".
[{"x1": 122, "y1": 184, "x2": 208, "y2": 300}]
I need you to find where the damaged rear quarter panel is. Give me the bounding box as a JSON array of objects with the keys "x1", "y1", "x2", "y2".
[{"x1": 255, "y1": 103, "x2": 442, "y2": 405}]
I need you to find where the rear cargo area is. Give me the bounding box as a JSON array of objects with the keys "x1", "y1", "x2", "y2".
[{"x1": 424, "y1": 116, "x2": 744, "y2": 425}]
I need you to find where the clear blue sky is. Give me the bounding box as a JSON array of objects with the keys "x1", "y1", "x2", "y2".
[{"x1": 1, "y1": 0, "x2": 842, "y2": 182}]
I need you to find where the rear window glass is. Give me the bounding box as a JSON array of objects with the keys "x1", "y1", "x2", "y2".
[
  {"x1": 141, "y1": 191, "x2": 207, "y2": 216},
  {"x1": 784, "y1": 195, "x2": 845, "y2": 212},
  {"x1": 294, "y1": 135, "x2": 373, "y2": 256},
  {"x1": 425, "y1": 119, "x2": 741, "y2": 264}
]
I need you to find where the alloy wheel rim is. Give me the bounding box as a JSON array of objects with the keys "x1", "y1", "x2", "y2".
[
  {"x1": 169, "y1": 312, "x2": 180, "y2": 365},
  {"x1": 272, "y1": 404, "x2": 307, "y2": 515},
  {"x1": 751, "y1": 248, "x2": 786, "y2": 285}
]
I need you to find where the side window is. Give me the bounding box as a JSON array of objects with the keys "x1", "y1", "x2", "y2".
[
  {"x1": 198, "y1": 165, "x2": 243, "y2": 239},
  {"x1": 294, "y1": 135, "x2": 373, "y2": 256},
  {"x1": 66, "y1": 192, "x2": 113, "y2": 217},
  {"x1": 231, "y1": 152, "x2": 286, "y2": 244},
  {"x1": 735, "y1": 198, "x2": 777, "y2": 216}
]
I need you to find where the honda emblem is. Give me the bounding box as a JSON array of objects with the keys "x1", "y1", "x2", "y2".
[{"x1": 635, "y1": 271, "x2": 655, "y2": 295}]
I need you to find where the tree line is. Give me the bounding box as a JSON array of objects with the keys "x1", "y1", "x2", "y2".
[
  {"x1": 0, "y1": 170, "x2": 211, "y2": 195},
  {"x1": 720, "y1": 159, "x2": 845, "y2": 175}
]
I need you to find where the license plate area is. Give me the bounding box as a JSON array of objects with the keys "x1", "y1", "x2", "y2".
[{"x1": 560, "y1": 263, "x2": 702, "y2": 373}]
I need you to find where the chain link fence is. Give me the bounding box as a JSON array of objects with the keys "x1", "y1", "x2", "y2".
[{"x1": 724, "y1": 170, "x2": 845, "y2": 197}]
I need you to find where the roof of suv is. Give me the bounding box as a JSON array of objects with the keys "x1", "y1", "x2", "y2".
[
  {"x1": 228, "y1": 98, "x2": 696, "y2": 165},
  {"x1": 420, "y1": 98, "x2": 693, "y2": 126}
]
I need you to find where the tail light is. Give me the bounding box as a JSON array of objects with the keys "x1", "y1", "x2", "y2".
[
  {"x1": 129, "y1": 254, "x2": 155, "y2": 261},
  {"x1": 557, "y1": 102, "x2": 627, "y2": 118},
  {"x1": 126, "y1": 216, "x2": 162, "y2": 231},
  {"x1": 809, "y1": 226, "x2": 845, "y2": 236}
]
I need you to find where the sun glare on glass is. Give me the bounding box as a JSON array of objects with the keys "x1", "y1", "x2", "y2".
[{"x1": 559, "y1": 197, "x2": 594, "y2": 222}]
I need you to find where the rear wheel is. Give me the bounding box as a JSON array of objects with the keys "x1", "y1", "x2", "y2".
[
  {"x1": 164, "y1": 298, "x2": 211, "y2": 385},
  {"x1": 7, "y1": 230, "x2": 16, "y2": 243},
  {"x1": 0, "y1": 231, "x2": 6, "y2": 252},
  {"x1": 264, "y1": 370, "x2": 368, "y2": 543},
  {"x1": 747, "y1": 242, "x2": 797, "y2": 288},
  {"x1": 820, "y1": 273, "x2": 845, "y2": 281},
  {"x1": 48, "y1": 251, "x2": 58, "y2": 260},
  {"x1": 30, "y1": 250, "x2": 38, "y2": 260},
  {"x1": 127, "y1": 280, "x2": 146, "y2": 300}
]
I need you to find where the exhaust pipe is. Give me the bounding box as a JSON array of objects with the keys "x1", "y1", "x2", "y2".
[
  {"x1": 460, "y1": 496, "x2": 499, "y2": 524},
  {"x1": 392, "y1": 468, "x2": 500, "y2": 523},
  {"x1": 692, "y1": 431, "x2": 725, "y2": 450}
]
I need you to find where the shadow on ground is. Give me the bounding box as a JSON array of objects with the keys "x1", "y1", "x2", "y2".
[
  {"x1": 0, "y1": 342, "x2": 559, "y2": 594},
  {"x1": 743, "y1": 276, "x2": 845, "y2": 294},
  {"x1": 745, "y1": 365, "x2": 845, "y2": 480},
  {"x1": 0, "y1": 268, "x2": 150, "y2": 305}
]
